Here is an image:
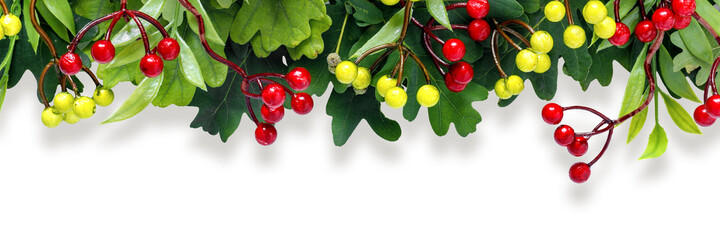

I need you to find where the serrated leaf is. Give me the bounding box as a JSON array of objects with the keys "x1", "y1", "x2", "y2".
[
  {"x1": 638, "y1": 124, "x2": 668, "y2": 160},
  {"x1": 427, "y1": 0, "x2": 452, "y2": 31},
  {"x1": 658, "y1": 45, "x2": 700, "y2": 103},
  {"x1": 287, "y1": 14, "x2": 332, "y2": 60},
  {"x1": 349, "y1": 8, "x2": 406, "y2": 59},
  {"x1": 659, "y1": 91, "x2": 702, "y2": 134},
  {"x1": 102, "y1": 75, "x2": 164, "y2": 124},
  {"x1": 619, "y1": 44, "x2": 648, "y2": 118},
  {"x1": 428, "y1": 83, "x2": 489, "y2": 136},
  {"x1": 230, "y1": 0, "x2": 327, "y2": 55},
  {"x1": 326, "y1": 87, "x2": 401, "y2": 146}
]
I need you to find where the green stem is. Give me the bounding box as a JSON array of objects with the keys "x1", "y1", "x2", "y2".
[
  {"x1": 654, "y1": 91, "x2": 659, "y2": 123},
  {"x1": 335, "y1": 13, "x2": 349, "y2": 54}
]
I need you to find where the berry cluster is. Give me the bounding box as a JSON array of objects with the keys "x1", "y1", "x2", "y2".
[
  {"x1": 41, "y1": 87, "x2": 114, "y2": 128},
  {"x1": 694, "y1": 58, "x2": 720, "y2": 127},
  {"x1": 610, "y1": 0, "x2": 695, "y2": 46}
]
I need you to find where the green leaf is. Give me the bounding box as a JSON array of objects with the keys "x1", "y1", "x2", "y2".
[
  {"x1": 487, "y1": 0, "x2": 524, "y2": 19},
  {"x1": 427, "y1": 0, "x2": 452, "y2": 31},
  {"x1": 658, "y1": 45, "x2": 700, "y2": 103},
  {"x1": 326, "y1": 87, "x2": 401, "y2": 146},
  {"x1": 185, "y1": 0, "x2": 225, "y2": 46},
  {"x1": 627, "y1": 101, "x2": 649, "y2": 143},
  {"x1": 428, "y1": 83, "x2": 489, "y2": 136},
  {"x1": 152, "y1": 60, "x2": 196, "y2": 107},
  {"x1": 678, "y1": 18, "x2": 714, "y2": 64},
  {"x1": 73, "y1": 0, "x2": 116, "y2": 38},
  {"x1": 176, "y1": 32, "x2": 207, "y2": 90},
  {"x1": 638, "y1": 124, "x2": 668, "y2": 160},
  {"x1": 695, "y1": 0, "x2": 720, "y2": 31},
  {"x1": 287, "y1": 14, "x2": 332, "y2": 60},
  {"x1": 22, "y1": 0, "x2": 40, "y2": 52},
  {"x1": 41, "y1": 0, "x2": 76, "y2": 35},
  {"x1": 519, "y1": 0, "x2": 540, "y2": 13},
  {"x1": 111, "y1": 0, "x2": 166, "y2": 47},
  {"x1": 216, "y1": 0, "x2": 236, "y2": 9},
  {"x1": 96, "y1": 60, "x2": 145, "y2": 88},
  {"x1": 349, "y1": 8, "x2": 406, "y2": 59},
  {"x1": 35, "y1": 0, "x2": 70, "y2": 42},
  {"x1": 102, "y1": 75, "x2": 164, "y2": 124},
  {"x1": 0, "y1": 75, "x2": 7, "y2": 113},
  {"x1": 619, "y1": 44, "x2": 648, "y2": 118},
  {"x1": 659, "y1": 91, "x2": 702, "y2": 135},
  {"x1": 346, "y1": 0, "x2": 383, "y2": 27},
  {"x1": 230, "y1": 0, "x2": 327, "y2": 56},
  {"x1": 184, "y1": 31, "x2": 228, "y2": 88}
]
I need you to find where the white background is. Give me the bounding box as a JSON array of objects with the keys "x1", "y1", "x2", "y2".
[{"x1": 1, "y1": 62, "x2": 720, "y2": 239}]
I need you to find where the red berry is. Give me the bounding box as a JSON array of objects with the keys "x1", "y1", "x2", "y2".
[
  {"x1": 261, "y1": 83, "x2": 286, "y2": 109},
  {"x1": 261, "y1": 104, "x2": 284, "y2": 124},
  {"x1": 59, "y1": 52, "x2": 83, "y2": 75},
  {"x1": 569, "y1": 162, "x2": 591, "y2": 183},
  {"x1": 542, "y1": 103, "x2": 564, "y2": 125},
  {"x1": 449, "y1": 62, "x2": 474, "y2": 84},
  {"x1": 140, "y1": 54, "x2": 164, "y2": 78},
  {"x1": 157, "y1": 38, "x2": 180, "y2": 61},
  {"x1": 674, "y1": 15, "x2": 692, "y2": 29},
  {"x1": 635, "y1": 20, "x2": 658, "y2": 43},
  {"x1": 466, "y1": 0, "x2": 490, "y2": 19},
  {"x1": 672, "y1": 0, "x2": 696, "y2": 17},
  {"x1": 694, "y1": 105, "x2": 716, "y2": 127},
  {"x1": 444, "y1": 74, "x2": 467, "y2": 92},
  {"x1": 652, "y1": 8, "x2": 676, "y2": 31},
  {"x1": 468, "y1": 19, "x2": 491, "y2": 41},
  {"x1": 554, "y1": 125, "x2": 575, "y2": 146},
  {"x1": 291, "y1": 93, "x2": 313, "y2": 115},
  {"x1": 609, "y1": 22, "x2": 631, "y2": 46},
  {"x1": 91, "y1": 40, "x2": 115, "y2": 64},
  {"x1": 286, "y1": 67, "x2": 312, "y2": 91},
  {"x1": 567, "y1": 136, "x2": 589, "y2": 157},
  {"x1": 255, "y1": 123, "x2": 277, "y2": 146},
  {"x1": 705, "y1": 95, "x2": 720, "y2": 117},
  {"x1": 442, "y1": 38, "x2": 466, "y2": 62}
]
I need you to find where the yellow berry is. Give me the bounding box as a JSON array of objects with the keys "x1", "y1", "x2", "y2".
[
  {"x1": 534, "y1": 53, "x2": 552, "y2": 74},
  {"x1": 53, "y1": 92, "x2": 75, "y2": 113},
  {"x1": 0, "y1": 24, "x2": 4, "y2": 40},
  {"x1": 73, "y1": 96, "x2": 96, "y2": 119},
  {"x1": 417, "y1": 85, "x2": 440, "y2": 108},
  {"x1": 530, "y1": 31, "x2": 554, "y2": 54},
  {"x1": 506, "y1": 75, "x2": 525, "y2": 95},
  {"x1": 544, "y1": 1, "x2": 566, "y2": 23},
  {"x1": 381, "y1": 0, "x2": 400, "y2": 6},
  {"x1": 385, "y1": 87, "x2": 408, "y2": 109},
  {"x1": 41, "y1": 107, "x2": 63, "y2": 128},
  {"x1": 335, "y1": 61, "x2": 358, "y2": 84},
  {"x1": 64, "y1": 111, "x2": 81, "y2": 124},
  {"x1": 93, "y1": 86, "x2": 115, "y2": 107},
  {"x1": 352, "y1": 67, "x2": 372, "y2": 90},
  {"x1": 1, "y1": 14, "x2": 22, "y2": 37},
  {"x1": 594, "y1": 16, "x2": 617, "y2": 39},
  {"x1": 516, "y1": 49, "x2": 539, "y2": 73},
  {"x1": 583, "y1": 0, "x2": 608, "y2": 25},
  {"x1": 563, "y1": 25, "x2": 586, "y2": 49},
  {"x1": 494, "y1": 79, "x2": 512, "y2": 100},
  {"x1": 376, "y1": 75, "x2": 397, "y2": 97}
]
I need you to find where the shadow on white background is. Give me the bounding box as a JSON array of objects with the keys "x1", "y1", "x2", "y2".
[{"x1": 1, "y1": 61, "x2": 719, "y2": 239}]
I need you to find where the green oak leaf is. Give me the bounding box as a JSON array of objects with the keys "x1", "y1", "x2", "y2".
[
  {"x1": 287, "y1": 14, "x2": 332, "y2": 60},
  {"x1": 326, "y1": 87, "x2": 401, "y2": 146},
  {"x1": 230, "y1": 0, "x2": 327, "y2": 57}
]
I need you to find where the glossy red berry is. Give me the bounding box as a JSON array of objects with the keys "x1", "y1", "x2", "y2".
[
  {"x1": 261, "y1": 104, "x2": 284, "y2": 124},
  {"x1": 59, "y1": 52, "x2": 83, "y2": 75},
  {"x1": 635, "y1": 20, "x2": 658, "y2": 43},
  {"x1": 140, "y1": 54, "x2": 164, "y2": 78},
  {"x1": 442, "y1": 38, "x2": 466, "y2": 62},
  {"x1": 542, "y1": 103, "x2": 564, "y2": 125},
  {"x1": 157, "y1": 38, "x2": 180, "y2": 61},
  {"x1": 567, "y1": 136, "x2": 589, "y2": 157},
  {"x1": 91, "y1": 40, "x2": 115, "y2": 64},
  {"x1": 466, "y1": 0, "x2": 490, "y2": 19},
  {"x1": 255, "y1": 123, "x2": 277, "y2": 146},
  {"x1": 468, "y1": 19, "x2": 491, "y2": 41},
  {"x1": 291, "y1": 93, "x2": 314, "y2": 115},
  {"x1": 286, "y1": 67, "x2": 312, "y2": 91},
  {"x1": 569, "y1": 162, "x2": 591, "y2": 183},
  {"x1": 444, "y1": 74, "x2": 467, "y2": 93},
  {"x1": 554, "y1": 125, "x2": 575, "y2": 146},
  {"x1": 449, "y1": 62, "x2": 474, "y2": 84},
  {"x1": 672, "y1": 0, "x2": 696, "y2": 17},
  {"x1": 705, "y1": 95, "x2": 720, "y2": 117},
  {"x1": 652, "y1": 8, "x2": 676, "y2": 31},
  {"x1": 694, "y1": 105, "x2": 716, "y2": 127},
  {"x1": 261, "y1": 83, "x2": 286, "y2": 109},
  {"x1": 674, "y1": 15, "x2": 692, "y2": 29},
  {"x1": 609, "y1": 22, "x2": 631, "y2": 46}
]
